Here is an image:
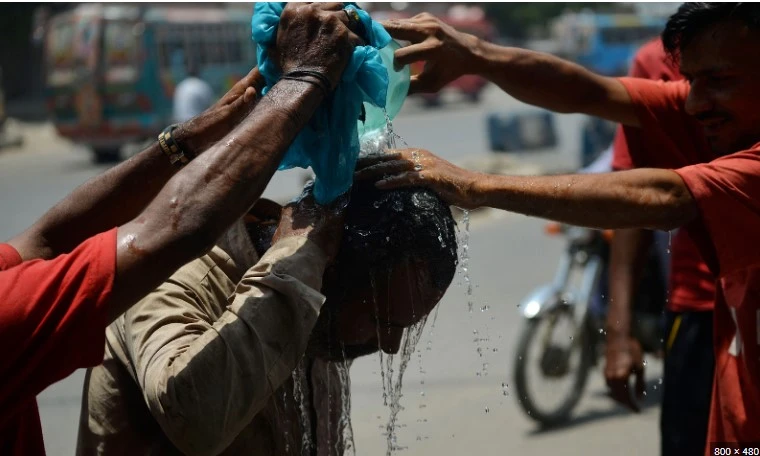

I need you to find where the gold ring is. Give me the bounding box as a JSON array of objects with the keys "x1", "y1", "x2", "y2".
[{"x1": 343, "y1": 8, "x2": 362, "y2": 33}]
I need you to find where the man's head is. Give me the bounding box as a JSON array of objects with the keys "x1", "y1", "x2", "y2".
[
  {"x1": 662, "y1": 3, "x2": 760, "y2": 154},
  {"x1": 307, "y1": 181, "x2": 458, "y2": 361}
]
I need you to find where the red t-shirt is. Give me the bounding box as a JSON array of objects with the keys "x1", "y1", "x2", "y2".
[
  {"x1": 619, "y1": 77, "x2": 760, "y2": 447},
  {"x1": 0, "y1": 229, "x2": 117, "y2": 455},
  {"x1": 613, "y1": 40, "x2": 716, "y2": 313},
  {"x1": 677, "y1": 150, "x2": 760, "y2": 449}
]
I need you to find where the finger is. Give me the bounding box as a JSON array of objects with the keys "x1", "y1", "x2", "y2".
[
  {"x1": 394, "y1": 40, "x2": 440, "y2": 66},
  {"x1": 607, "y1": 383, "x2": 639, "y2": 413},
  {"x1": 356, "y1": 152, "x2": 402, "y2": 169},
  {"x1": 376, "y1": 171, "x2": 424, "y2": 190},
  {"x1": 242, "y1": 86, "x2": 256, "y2": 104},
  {"x1": 408, "y1": 71, "x2": 444, "y2": 95},
  {"x1": 381, "y1": 19, "x2": 429, "y2": 42},
  {"x1": 354, "y1": 159, "x2": 415, "y2": 180}
]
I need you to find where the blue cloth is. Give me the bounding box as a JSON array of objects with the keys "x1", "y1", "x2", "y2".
[{"x1": 252, "y1": 2, "x2": 392, "y2": 203}]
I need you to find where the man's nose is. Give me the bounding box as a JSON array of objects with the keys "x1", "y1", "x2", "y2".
[{"x1": 685, "y1": 82, "x2": 714, "y2": 117}]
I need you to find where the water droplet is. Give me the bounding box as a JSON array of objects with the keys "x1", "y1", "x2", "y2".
[
  {"x1": 643, "y1": 359, "x2": 648, "y2": 366},
  {"x1": 658, "y1": 378, "x2": 663, "y2": 385},
  {"x1": 643, "y1": 391, "x2": 647, "y2": 396}
]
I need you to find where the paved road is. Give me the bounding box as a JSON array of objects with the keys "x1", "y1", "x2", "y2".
[{"x1": 0, "y1": 85, "x2": 662, "y2": 455}]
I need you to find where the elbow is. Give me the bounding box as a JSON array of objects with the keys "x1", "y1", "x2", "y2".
[{"x1": 650, "y1": 184, "x2": 698, "y2": 231}]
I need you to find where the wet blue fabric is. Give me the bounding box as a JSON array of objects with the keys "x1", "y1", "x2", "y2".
[{"x1": 251, "y1": 2, "x2": 392, "y2": 203}]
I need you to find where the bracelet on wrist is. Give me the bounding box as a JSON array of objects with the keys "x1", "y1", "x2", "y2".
[
  {"x1": 158, "y1": 124, "x2": 194, "y2": 167},
  {"x1": 280, "y1": 69, "x2": 332, "y2": 97}
]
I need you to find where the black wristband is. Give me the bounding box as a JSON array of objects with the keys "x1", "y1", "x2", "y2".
[{"x1": 281, "y1": 69, "x2": 333, "y2": 97}]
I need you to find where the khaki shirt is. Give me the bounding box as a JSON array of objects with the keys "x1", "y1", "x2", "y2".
[{"x1": 77, "y1": 235, "x2": 351, "y2": 456}]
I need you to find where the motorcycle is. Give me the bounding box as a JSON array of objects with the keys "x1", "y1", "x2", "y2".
[{"x1": 512, "y1": 222, "x2": 666, "y2": 427}]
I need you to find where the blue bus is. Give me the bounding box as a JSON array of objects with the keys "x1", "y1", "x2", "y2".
[
  {"x1": 45, "y1": 4, "x2": 255, "y2": 161},
  {"x1": 555, "y1": 13, "x2": 667, "y2": 76}
]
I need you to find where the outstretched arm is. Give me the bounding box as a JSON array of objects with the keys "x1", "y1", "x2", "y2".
[
  {"x1": 383, "y1": 13, "x2": 638, "y2": 126},
  {"x1": 109, "y1": 2, "x2": 360, "y2": 322},
  {"x1": 355, "y1": 149, "x2": 697, "y2": 231},
  {"x1": 7, "y1": 68, "x2": 264, "y2": 262}
]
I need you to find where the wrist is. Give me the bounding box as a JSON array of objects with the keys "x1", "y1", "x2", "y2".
[
  {"x1": 173, "y1": 122, "x2": 198, "y2": 159},
  {"x1": 468, "y1": 172, "x2": 493, "y2": 208},
  {"x1": 470, "y1": 37, "x2": 494, "y2": 77}
]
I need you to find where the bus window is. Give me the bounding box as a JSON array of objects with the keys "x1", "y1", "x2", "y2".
[
  {"x1": 47, "y1": 19, "x2": 75, "y2": 73},
  {"x1": 104, "y1": 22, "x2": 138, "y2": 67}
]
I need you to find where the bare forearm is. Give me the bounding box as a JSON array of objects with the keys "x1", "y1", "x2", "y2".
[
  {"x1": 112, "y1": 80, "x2": 322, "y2": 315},
  {"x1": 606, "y1": 229, "x2": 652, "y2": 339},
  {"x1": 9, "y1": 142, "x2": 176, "y2": 260},
  {"x1": 473, "y1": 169, "x2": 696, "y2": 230},
  {"x1": 473, "y1": 42, "x2": 637, "y2": 126}
]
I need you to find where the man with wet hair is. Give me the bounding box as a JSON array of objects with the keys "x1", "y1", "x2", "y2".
[
  {"x1": 77, "y1": 183, "x2": 457, "y2": 456},
  {"x1": 310, "y1": 180, "x2": 458, "y2": 360},
  {"x1": 359, "y1": 2, "x2": 760, "y2": 449}
]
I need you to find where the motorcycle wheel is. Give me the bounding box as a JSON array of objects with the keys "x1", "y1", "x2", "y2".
[{"x1": 513, "y1": 306, "x2": 595, "y2": 427}]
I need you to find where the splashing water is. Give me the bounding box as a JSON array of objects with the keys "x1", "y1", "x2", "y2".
[
  {"x1": 292, "y1": 360, "x2": 314, "y2": 454},
  {"x1": 336, "y1": 351, "x2": 356, "y2": 456},
  {"x1": 459, "y1": 210, "x2": 473, "y2": 313},
  {"x1": 382, "y1": 317, "x2": 429, "y2": 456}
]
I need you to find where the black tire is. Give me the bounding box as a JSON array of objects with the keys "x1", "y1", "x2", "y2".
[
  {"x1": 513, "y1": 308, "x2": 595, "y2": 427},
  {"x1": 92, "y1": 147, "x2": 121, "y2": 164}
]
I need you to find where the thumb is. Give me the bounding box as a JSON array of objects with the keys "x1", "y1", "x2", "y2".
[{"x1": 409, "y1": 70, "x2": 443, "y2": 95}]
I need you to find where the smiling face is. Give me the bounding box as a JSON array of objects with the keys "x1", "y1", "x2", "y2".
[{"x1": 680, "y1": 20, "x2": 760, "y2": 155}]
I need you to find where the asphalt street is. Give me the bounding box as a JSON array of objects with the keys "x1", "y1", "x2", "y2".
[{"x1": 0, "y1": 85, "x2": 663, "y2": 455}]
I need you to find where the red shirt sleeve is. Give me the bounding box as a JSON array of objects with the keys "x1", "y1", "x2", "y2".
[
  {"x1": 0, "y1": 228, "x2": 117, "y2": 421},
  {"x1": 675, "y1": 148, "x2": 760, "y2": 277},
  {"x1": 0, "y1": 244, "x2": 22, "y2": 269}
]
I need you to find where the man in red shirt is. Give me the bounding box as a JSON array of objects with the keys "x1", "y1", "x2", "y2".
[
  {"x1": 361, "y1": 3, "x2": 760, "y2": 452},
  {"x1": 0, "y1": 4, "x2": 360, "y2": 454},
  {"x1": 604, "y1": 38, "x2": 717, "y2": 455}
]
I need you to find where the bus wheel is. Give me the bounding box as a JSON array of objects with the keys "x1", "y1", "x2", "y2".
[{"x1": 92, "y1": 147, "x2": 121, "y2": 164}]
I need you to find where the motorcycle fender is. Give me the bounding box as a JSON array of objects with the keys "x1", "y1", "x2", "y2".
[{"x1": 519, "y1": 284, "x2": 562, "y2": 320}]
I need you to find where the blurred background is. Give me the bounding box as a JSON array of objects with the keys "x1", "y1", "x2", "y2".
[{"x1": 0, "y1": 2, "x2": 678, "y2": 455}]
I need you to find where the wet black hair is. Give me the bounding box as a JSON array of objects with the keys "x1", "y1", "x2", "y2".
[
  {"x1": 307, "y1": 182, "x2": 458, "y2": 361},
  {"x1": 335, "y1": 180, "x2": 458, "y2": 293},
  {"x1": 662, "y1": 3, "x2": 760, "y2": 61}
]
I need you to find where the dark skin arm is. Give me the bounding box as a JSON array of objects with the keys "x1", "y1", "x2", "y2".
[
  {"x1": 604, "y1": 228, "x2": 650, "y2": 412},
  {"x1": 7, "y1": 3, "x2": 359, "y2": 323},
  {"x1": 382, "y1": 13, "x2": 638, "y2": 126},
  {"x1": 355, "y1": 149, "x2": 698, "y2": 231},
  {"x1": 7, "y1": 67, "x2": 265, "y2": 261}
]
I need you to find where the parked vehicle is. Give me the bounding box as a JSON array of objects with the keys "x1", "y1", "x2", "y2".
[
  {"x1": 44, "y1": 4, "x2": 255, "y2": 162},
  {"x1": 512, "y1": 222, "x2": 666, "y2": 426},
  {"x1": 551, "y1": 12, "x2": 667, "y2": 76},
  {"x1": 487, "y1": 109, "x2": 557, "y2": 153}
]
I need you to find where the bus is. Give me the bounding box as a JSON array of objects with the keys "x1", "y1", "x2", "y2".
[
  {"x1": 45, "y1": 4, "x2": 255, "y2": 162},
  {"x1": 552, "y1": 12, "x2": 667, "y2": 76}
]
